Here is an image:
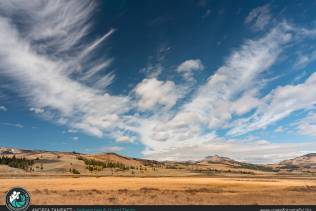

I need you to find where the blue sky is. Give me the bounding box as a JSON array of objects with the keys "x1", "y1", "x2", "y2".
[{"x1": 1, "y1": 0, "x2": 316, "y2": 163}]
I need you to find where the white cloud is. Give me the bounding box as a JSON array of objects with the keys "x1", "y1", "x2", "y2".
[
  {"x1": 176, "y1": 23, "x2": 292, "y2": 129},
  {"x1": 140, "y1": 45, "x2": 171, "y2": 78},
  {"x1": 296, "y1": 112, "x2": 316, "y2": 137},
  {"x1": 230, "y1": 91, "x2": 260, "y2": 116},
  {"x1": 72, "y1": 136, "x2": 79, "y2": 140},
  {"x1": 1, "y1": 122, "x2": 24, "y2": 128},
  {"x1": 228, "y1": 72, "x2": 316, "y2": 136},
  {"x1": 275, "y1": 126, "x2": 284, "y2": 133},
  {"x1": 0, "y1": 0, "x2": 95, "y2": 55},
  {"x1": 117, "y1": 136, "x2": 131, "y2": 142},
  {"x1": 29, "y1": 107, "x2": 44, "y2": 114},
  {"x1": 294, "y1": 50, "x2": 316, "y2": 69},
  {"x1": 134, "y1": 23, "x2": 294, "y2": 160},
  {"x1": 0, "y1": 105, "x2": 7, "y2": 111},
  {"x1": 78, "y1": 29, "x2": 116, "y2": 61},
  {"x1": 176, "y1": 59, "x2": 204, "y2": 80},
  {"x1": 80, "y1": 61, "x2": 112, "y2": 81},
  {"x1": 245, "y1": 4, "x2": 271, "y2": 31},
  {"x1": 67, "y1": 129, "x2": 77, "y2": 134},
  {"x1": 0, "y1": 1, "x2": 130, "y2": 138},
  {"x1": 140, "y1": 65, "x2": 162, "y2": 79},
  {"x1": 134, "y1": 78, "x2": 183, "y2": 111}
]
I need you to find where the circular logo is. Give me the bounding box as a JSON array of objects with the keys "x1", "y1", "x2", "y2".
[{"x1": 5, "y1": 187, "x2": 31, "y2": 211}]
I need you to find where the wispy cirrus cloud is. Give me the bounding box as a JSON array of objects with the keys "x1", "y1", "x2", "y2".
[
  {"x1": 228, "y1": 72, "x2": 316, "y2": 136},
  {"x1": 295, "y1": 112, "x2": 316, "y2": 137},
  {"x1": 294, "y1": 50, "x2": 316, "y2": 69},
  {"x1": 245, "y1": 4, "x2": 271, "y2": 31},
  {"x1": 0, "y1": 0, "x2": 130, "y2": 138},
  {"x1": 1, "y1": 122, "x2": 24, "y2": 128}
]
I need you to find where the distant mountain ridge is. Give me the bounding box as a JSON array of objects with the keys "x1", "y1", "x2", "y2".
[
  {"x1": 279, "y1": 153, "x2": 316, "y2": 168},
  {"x1": 0, "y1": 146, "x2": 315, "y2": 176},
  {"x1": 1, "y1": 146, "x2": 316, "y2": 166},
  {"x1": 201, "y1": 155, "x2": 238, "y2": 164}
]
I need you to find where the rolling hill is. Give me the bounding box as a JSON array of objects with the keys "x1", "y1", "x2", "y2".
[
  {"x1": 274, "y1": 153, "x2": 316, "y2": 173},
  {"x1": 0, "y1": 147, "x2": 315, "y2": 176}
]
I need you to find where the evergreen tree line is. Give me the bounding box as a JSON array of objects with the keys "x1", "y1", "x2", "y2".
[
  {"x1": 0, "y1": 155, "x2": 34, "y2": 170},
  {"x1": 77, "y1": 156, "x2": 129, "y2": 171}
]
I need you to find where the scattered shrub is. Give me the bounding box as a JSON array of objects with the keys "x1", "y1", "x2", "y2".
[{"x1": 71, "y1": 168, "x2": 80, "y2": 174}]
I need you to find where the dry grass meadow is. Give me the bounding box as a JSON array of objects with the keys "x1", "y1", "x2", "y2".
[{"x1": 0, "y1": 176, "x2": 315, "y2": 205}]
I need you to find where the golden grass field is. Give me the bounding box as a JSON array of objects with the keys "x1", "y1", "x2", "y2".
[{"x1": 0, "y1": 176, "x2": 315, "y2": 205}]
